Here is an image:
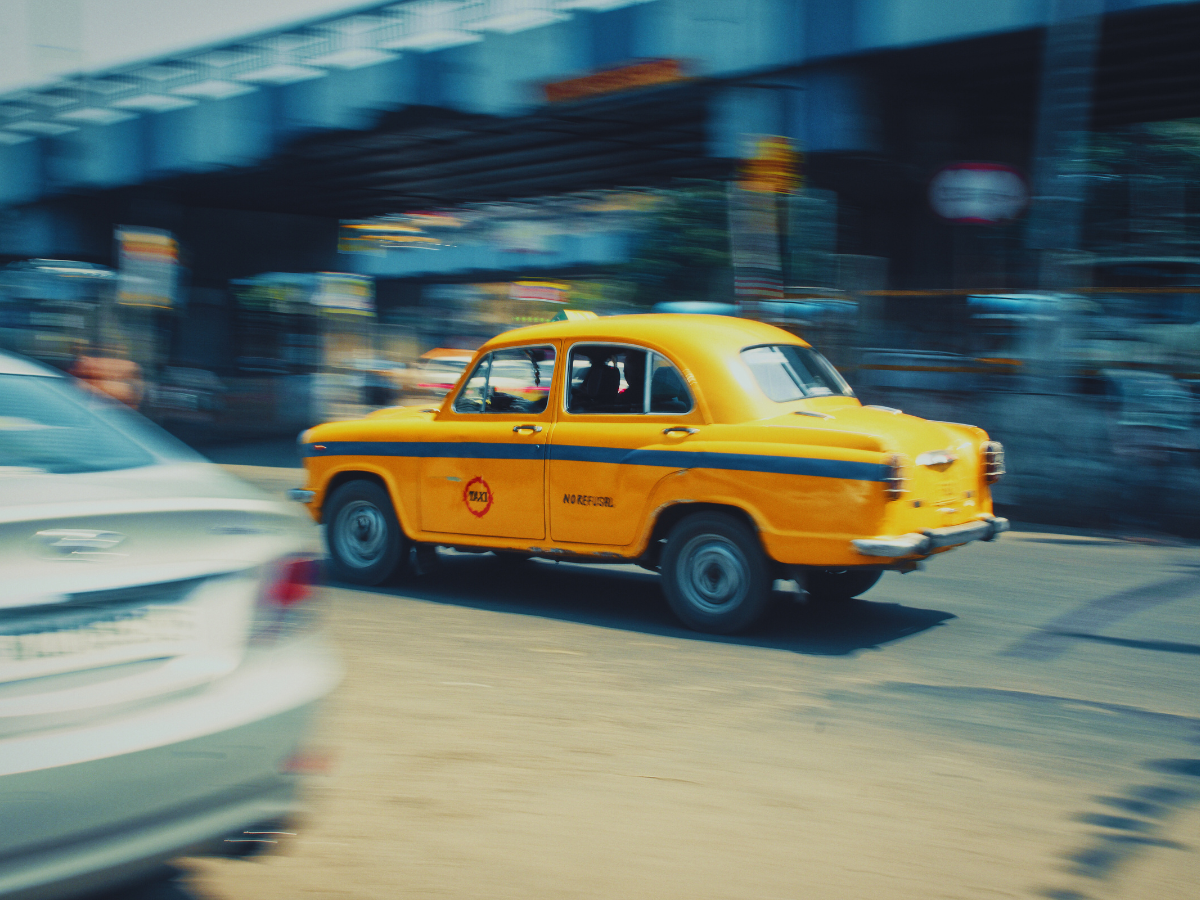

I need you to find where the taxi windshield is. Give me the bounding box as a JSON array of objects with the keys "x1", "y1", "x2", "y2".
[{"x1": 741, "y1": 344, "x2": 853, "y2": 402}]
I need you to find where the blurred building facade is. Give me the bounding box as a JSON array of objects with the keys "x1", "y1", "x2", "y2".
[{"x1": 4, "y1": 0, "x2": 1200, "y2": 529}]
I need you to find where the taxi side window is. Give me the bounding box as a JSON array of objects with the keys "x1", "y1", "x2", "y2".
[
  {"x1": 568, "y1": 345, "x2": 648, "y2": 414},
  {"x1": 567, "y1": 345, "x2": 692, "y2": 414},
  {"x1": 649, "y1": 355, "x2": 693, "y2": 413},
  {"x1": 453, "y1": 346, "x2": 555, "y2": 414}
]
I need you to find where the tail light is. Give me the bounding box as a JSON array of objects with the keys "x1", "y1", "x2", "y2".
[
  {"x1": 883, "y1": 454, "x2": 907, "y2": 500},
  {"x1": 264, "y1": 557, "x2": 317, "y2": 606},
  {"x1": 982, "y1": 441, "x2": 1005, "y2": 484},
  {"x1": 253, "y1": 555, "x2": 318, "y2": 644}
]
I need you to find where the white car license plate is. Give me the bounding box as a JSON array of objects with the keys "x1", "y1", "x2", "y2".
[{"x1": 0, "y1": 605, "x2": 200, "y2": 684}]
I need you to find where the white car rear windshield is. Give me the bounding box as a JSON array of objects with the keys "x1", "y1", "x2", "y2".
[
  {"x1": 740, "y1": 344, "x2": 853, "y2": 402},
  {"x1": 0, "y1": 375, "x2": 186, "y2": 474}
]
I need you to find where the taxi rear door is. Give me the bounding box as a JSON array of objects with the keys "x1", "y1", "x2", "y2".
[
  {"x1": 549, "y1": 344, "x2": 703, "y2": 546},
  {"x1": 419, "y1": 345, "x2": 556, "y2": 540}
]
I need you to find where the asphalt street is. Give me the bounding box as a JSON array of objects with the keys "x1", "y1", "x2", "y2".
[{"x1": 166, "y1": 457, "x2": 1200, "y2": 900}]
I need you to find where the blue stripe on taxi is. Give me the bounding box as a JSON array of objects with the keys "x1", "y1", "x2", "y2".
[{"x1": 302, "y1": 441, "x2": 887, "y2": 482}]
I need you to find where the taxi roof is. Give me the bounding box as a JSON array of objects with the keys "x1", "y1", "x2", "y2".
[{"x1": 484, "y1": 314, "x2": 809, "y2": 356}]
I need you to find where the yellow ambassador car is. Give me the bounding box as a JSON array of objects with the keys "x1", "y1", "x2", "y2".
[{"x1": 295, "y1": 315, "x2": 1008, "y2": 634}]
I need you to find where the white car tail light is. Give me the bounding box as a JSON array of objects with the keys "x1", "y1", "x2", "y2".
[
  {"x1": 264, "y1": 557, "x2": 317, "y2": 606},
  {"x1": 252, "y1": 556, "x2": 318, "y2": 644},
  {"x1": 982, "y1": 441, "x2": 1005, "y2": 484}
]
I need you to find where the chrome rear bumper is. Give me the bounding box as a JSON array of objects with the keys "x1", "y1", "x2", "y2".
[{"x1": 852, "y1": 514, "x2": 1010, "y2": 558}]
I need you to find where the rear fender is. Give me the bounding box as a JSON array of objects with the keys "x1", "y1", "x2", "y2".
[
  {"x1": 633, "y1": 469, "x2": 769, "y2": 559},
  {"x1": 633, "y1": 461, "x2": 886, "y2": 568}
]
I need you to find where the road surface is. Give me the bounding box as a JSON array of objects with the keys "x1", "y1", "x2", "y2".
[{"x1": 175, "y1": 463, "x2": 1199, "y2": 900}]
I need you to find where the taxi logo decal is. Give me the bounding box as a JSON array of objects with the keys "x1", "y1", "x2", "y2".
[{"x1": 463, "y1": 476, "x2": 493, "y2": 518}]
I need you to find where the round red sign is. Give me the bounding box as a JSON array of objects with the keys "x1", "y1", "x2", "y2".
[{"x1": 463, "y1": 476, "x2": 493, "y2": 518}]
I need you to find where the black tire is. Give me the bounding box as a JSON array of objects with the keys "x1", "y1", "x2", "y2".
[
  {"x1": 324, "y1": 479, "x2": 409, "y2": 586},
  {"x1": 660, "y1": 512, "x2": 773, "y2": 634},
  {"x1": 805, "y1": 569, "x2": 883, "y2": 603}
]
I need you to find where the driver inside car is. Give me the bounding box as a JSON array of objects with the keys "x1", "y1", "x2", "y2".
[{"x1": 572, "y1": 352, "x2": 621, "y2": 412}]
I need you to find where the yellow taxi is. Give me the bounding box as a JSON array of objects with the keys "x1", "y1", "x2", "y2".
[{"x1": 295, "y1": 315, "x2": 1008, "y2": 634}]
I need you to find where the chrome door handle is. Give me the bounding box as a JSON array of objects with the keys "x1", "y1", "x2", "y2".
[
  {"x1": 513, "y1": 424, "x2": 543, "y2": 433},
  {"x1": 662, "y1": 427, "x2": 698, "y2": 435}
]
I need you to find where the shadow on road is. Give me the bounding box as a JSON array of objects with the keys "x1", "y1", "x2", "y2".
[
  {"x1": 331, "y1": 554, "x2": 955, "y2": 656},
  {"x1": 1051, "y1": 631, "x2": 1200, "y2": 656},
  {"x1": 89, "y1": 868, "x2": 204, "y2": 900}
]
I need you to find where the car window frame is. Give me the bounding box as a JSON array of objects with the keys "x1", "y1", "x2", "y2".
[
  {"x1": 562, "y1": 341, "x2": 694, "y2": 417},
  {"x1": 448, "y1": 343, "x2": 558, "y2": 417}
]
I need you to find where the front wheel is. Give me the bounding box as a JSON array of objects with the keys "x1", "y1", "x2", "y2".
[
  {"x1": 660, "y1": 512, "x2": 773, "y2": 634},
  {"x1": 805, "y1": 569, "x2": 882, "y2": 604},
  {"x1": 325, "y1": 479, "x2": 409, "y2": 586}
]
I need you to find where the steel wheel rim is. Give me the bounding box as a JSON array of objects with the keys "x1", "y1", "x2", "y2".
[
  {"x1": 334, "y1": 500, "x2": 389, "y2": 568},
  {"x1": 678, "y1": 535, "x2": 749, "y2": 613}
]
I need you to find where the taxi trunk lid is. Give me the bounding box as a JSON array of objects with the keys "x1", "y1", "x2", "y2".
[
  {"x1": 772, "y1": 402, "x2": 987, "y2": 530},
  {"x1": 833, "y1": 404, "x2": 985, "y2": 529}
]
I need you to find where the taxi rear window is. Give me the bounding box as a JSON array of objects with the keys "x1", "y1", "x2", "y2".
[{"x1": 740, "y1": 345, "x2": 853, "y2": 402}]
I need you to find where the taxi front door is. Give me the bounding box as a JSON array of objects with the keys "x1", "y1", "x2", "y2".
[{"x1": 419, "y1": 346, "x2": 554, "y2": 540}]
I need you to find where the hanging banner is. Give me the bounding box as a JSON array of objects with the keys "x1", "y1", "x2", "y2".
[
  {"x1": 116, "y1": 226, "x2": 178, "y2": 308},
  {"x1": 544, "y1": 58, "x2": 688, "y2": 104}
]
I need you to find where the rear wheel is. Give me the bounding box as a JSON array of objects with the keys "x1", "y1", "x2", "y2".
[
  {"x1": 805, "y1": 569, "x2": 882, "y2": 603},
  {"x1": 660, "y1": 512, "x2": 772, "y2": 634},
  {"x1": 325, "y1": 479, "x2": 409, "y2": 586}
]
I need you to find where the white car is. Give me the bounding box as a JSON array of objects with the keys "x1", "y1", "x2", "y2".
[{"x1": 0, "y1": 352, "x2": 339, "y2": 899}]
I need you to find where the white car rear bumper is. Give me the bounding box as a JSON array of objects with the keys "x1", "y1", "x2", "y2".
[{"x1": 0, "y1": 637, "x2": 339, "y2": 900}]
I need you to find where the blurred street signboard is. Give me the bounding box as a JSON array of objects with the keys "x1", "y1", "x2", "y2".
[
  {"x1": 510, "y1": 281, "x2": 568, "y2": 303},
  {"x1": 338, "y1": 192, "x2": 661, "y2": 264},
  {"x1": 493, "y1": 219, "x2": 554, "y2": 254},
  {"x1": 544, "y1": 58, "x2": 687, "y2": 104},
  {"x1": 729, "y1": 183, "x2": 783, "y2": 301},
  {"x1": 739, "y1": 137, "x2": 802, "y2": 194},
  {"x1": 233, "y1": 272, "x2": 318, "y2": 314},
  {"x1": 313, "y1": 272, "x2": 375, "y2": 316},
  {"x1": 115, "y1": 227, "x2": 178, "y2": 308},
  {"x1": 340, "y1": 213, "x2": 463, "y2": 253},
  {"x1": 929, "y1": 163, "x2": 1028, "y2": 224},
  {"x1": 340, "y1": 221, "x2": 440, "y2": 253}
]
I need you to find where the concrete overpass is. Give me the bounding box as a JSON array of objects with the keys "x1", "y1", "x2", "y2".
[{"x1": 2, "y1": 0, "x2": 1199, "y2": 275}]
